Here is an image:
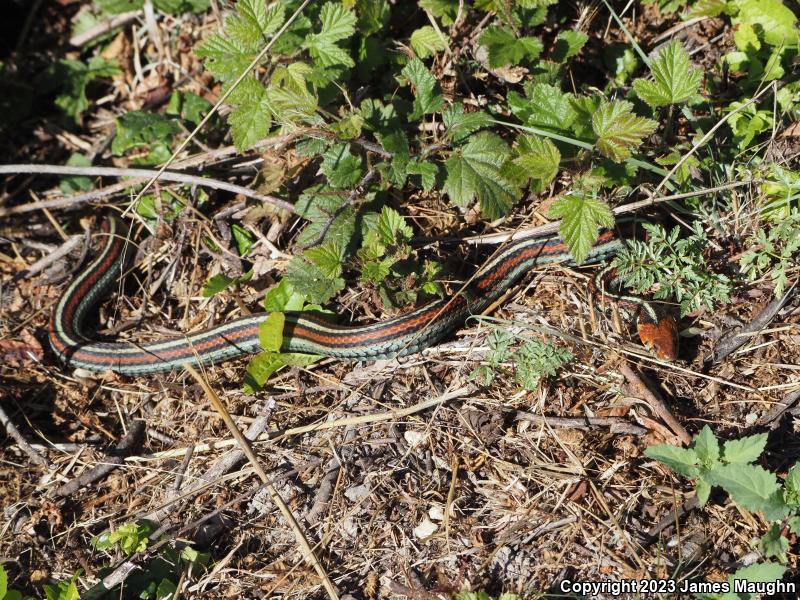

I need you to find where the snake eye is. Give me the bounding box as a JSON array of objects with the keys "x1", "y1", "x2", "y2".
[{"x1": 636, "y1": 314, "x2": 679, "y2": 361}]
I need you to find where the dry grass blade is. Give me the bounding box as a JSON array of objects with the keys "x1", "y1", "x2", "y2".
[{"x1": 183, "y1": 364, "x2": 340, "y2": 600}]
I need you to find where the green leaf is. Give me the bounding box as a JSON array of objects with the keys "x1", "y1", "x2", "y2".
[
  {"x1": 644, "y1": 444, "x2": 700, "y2": 478},
  {"x1": 784, "y1": 462, "x2": 800, "y2": 506},
  {"x1": 53, "y1": 57, "x2": 120, "y2": 123},
  {"x1": 59, "y1": 154, "x2": 93, "y2": 195},
  {"x1": 376, "y1": 206, "x2": 413, "y2": 245},
  {"x1": 401, "y1": 58, "x2": 444, "y2": 119},
  {"x1": 245, "y1": 351, "x2": 321, "y2": 391},
  {"x1": 520, "y1": 83, "x2": 575, "y2": 131},
  {"x1": 226, "y1": 76, "x2": 271, "y2": 151},
  {"x1": 231, "y1": 223, "x2": 255, "y2": 256},
  {"x1": 111, "y1": 110, "x2": 182, "y2": 164},
  {"x1": 632, "y1": 40, "x2": 702, "y2": 108},
  {"x1": 285, "y1": 256, "x2": 345, "y2": 303},
  {"x1": 202, "y1": 271, "x2": 252, "y2": 297},
  {"x1": 259, "y1": 311, "x2": 285, "y2": 352},
  {"x1": 722, "y1": 433, "x2": 767, "y2": 464},
  {"x1": 419, "y1": 0, "x2": 459, "y2": 25},
  {"x1": 264, "y1": 280, "x2": 307, "y2": 312},
  {"x1": 727, "y1": 563, "x2": 786, "y2": 599},
  {"x1": 410, "y1": 26, "x2": 447, "y2": 58},
  {"x1": 226, "y1": 0, "x2": 285, "y2": 49},
  {"x1": 195, "y1": 34, "x2": 254, "y2": 84},
  {"x1": 479, "y1": 26, "x2": 543, "y2": 68},
  {"x1": 0, "y1": 564, "x2": 7, "y2": 599},
  {"x1": 512, "y1": 134, "x2": 560, "y2": 186},
  {"x1": 695, "y1": 478, "x2": 712, "y2": 506},
  {"x1": 306, "y1": 2, "x2": 357, "y2": 68},
  {"x1": 732, "y1": 0, "x2": 799, "y2": 48},
  {"x1": 591, "y1": 100, "x2": 657, "y2": 161},
  {"x1": 443, "y1": 132, "x2": 519, "y2": 219},
  {"x1": 406, "y1": 159, "x2": 438, "y2": 190},
  {"x1": 547, "y1": 193, "x2": 614, "y2": 264},
  {"x1": 705, "y1": 463, "x2": 785, "y2": 515},
  {"x1": 321, "y1": 144, "x2": 364, "y2": 188},
  {"x1": 758, "y1": 523, "x2": 789, "y2": 560},
  {"x1": 43, "y1": 572, "x2": 81, "y2": 600},
  {"x1": 551, "y1": 30, "x2": 588, "y2": 62},
  {"x1": 693, "y1": 425, "x2": 720, "y2": 467},
  {"x1": 305, "y1": 243, "x2": 345, "y2": 278},
  {"x1": 442, "y1": 103, "x2": 491, "y2": 143}
]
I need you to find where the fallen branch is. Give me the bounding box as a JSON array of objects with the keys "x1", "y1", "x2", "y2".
[{"x1": 0, "y1": 164, "x2": 296, "y2": 216}]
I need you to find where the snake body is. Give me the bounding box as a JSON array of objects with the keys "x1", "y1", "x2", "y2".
[{"x1": 49, "y1": 217, "x2": 673, "y2": 375}]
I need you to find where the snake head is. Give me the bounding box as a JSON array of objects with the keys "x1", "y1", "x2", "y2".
[{"x1": 636, "y1": 312, "x2": 679, "y2": 361}]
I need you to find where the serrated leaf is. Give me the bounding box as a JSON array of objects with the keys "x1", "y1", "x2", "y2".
[
  {"x1": 376, "y1": 206, "x2": 412, "y2": 245},
  {"x1": 285, "y1": 256, "x2": 345, "y2": 303},
  {"x1": 321, "y1": 144, "x2": 364, "y2": 188},
  {"x1": 522, "y1": 83, "x2": 575, "y2": 131},
  {"x1": 195, "y1": 34, "x2": 254, "y2": 84},
  {"x1": 512, "y1": 134, "x2": 560, "y2": 185},
  {"x1": 111, "y1": 110, "x2": 182, "y2": 164},
  {"x1": 694, "y1": 425, "x2": 720, "y2": 466},
  {"x1": 722, "y1": 433, "x2": 767, "y2": 464},
  {"x1": 705, "y1": 463, "x2": 783, "y2": 514},
  {"x1": 551, "y1": 30, "x2": 588, "y2": 62},
  {"x1": 591, "y1": 100, "x2": 657, "y2": 161},
  {"x1": 306, "y1": 2, "x2": 356, "y2": 68},
  {"x1": 318, "y1": 2, "x2": 357, "y2": 43},
  {"x1": 406, "y1": 159, "x2": 438, "y2": 190},
  {"x1": 633, "y1": 40, "x2": 702, "y2": 108},
  {"x1": 304, "y1": 243, "x2": 344, "y2": 278},
  {"x1": 226, "y1": 0, "x2": 285, "y2": 49},
  {"x1": 443, "y1": 132, "x2": 519, "y2": 219},
  {"x1": 225, "y1": 76, "x2": 272, "y2": 151},
  {"x1": 547, "y1": 193, "x2": 614, "y2": 264},
  {"x1": 644, "y1": 444, "x2": 700, "y2": 478},
  {"x1": 442, "y1": 103, "x2": 491, "y2": 143},
  {"x1": 696, "y1": 478, "x2": 712, "y2": 506},
  {"x1": 401, "y1": 58, "x2": 444, "y2": 119},
  {"x1": 479, "y1": 26, "x2": 543, "y2": 68},
  {"x1": 259, "y1": 311, "x2": 285, "y2": 352},
  {"x1": 410, "y1": 26, "x2": 447, "y2": 58}
]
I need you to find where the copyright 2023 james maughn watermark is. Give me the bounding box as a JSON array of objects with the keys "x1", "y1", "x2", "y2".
[{"x1": 559, "y1": 577, "x2": 795, "y2": 597}]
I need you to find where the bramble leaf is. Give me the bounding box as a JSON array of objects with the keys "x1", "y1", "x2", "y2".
[
  {"x1": 479, "y1": 26, "x2": 543, "y2": 68},
  {"x1": 633, "y1": 40, "x2": 702, "y2": 108},
  {"x1": 410, "y1": 26, "x2": 447, "y2": 58},
  {"x1": 547, "y1": 193, "x2": 614, "y2": 263},
  {"x1": 551, "y1": 30, "x2": 588, "y2": 62},
  {"x1": 53, "y1": 57, "x2": 120, "y2": 123},
  {"x1": 512, "y1": 134, "x2": 561, "y2": 186},
  {"x1": 321, "y1": 144, "x2": 364, "y2": 188},
  {"x1": 591, "y1": 100, "x2": 657, "y2": 161},
  {"x1": 443, "y1": 132, "x2": 519, "y2": 219},
  {"x1": 401, "y1": 58, "x2": 444, "y2": 119},
  {"x1": 306, "y1": 2, "x2": 357, "y2": 68},
  {"x1": 442, "y1": 103, "x2": 491, "y2": 143}
]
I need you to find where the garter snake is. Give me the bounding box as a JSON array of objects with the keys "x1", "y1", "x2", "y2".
[{"x1": 48, "y1": 217, "x2": 677, "y2": 375}]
